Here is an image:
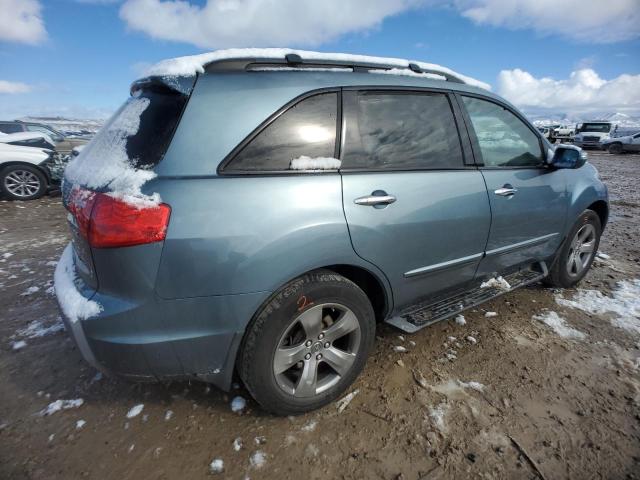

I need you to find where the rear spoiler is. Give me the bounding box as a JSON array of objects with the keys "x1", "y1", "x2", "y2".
[{"x1": 130, "y1": 75, "x2": 197, "y2": 97}]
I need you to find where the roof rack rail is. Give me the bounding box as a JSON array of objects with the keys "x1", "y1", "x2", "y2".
[{"x1": 204, "y1": 53, "x2": 465, "y2": 84}]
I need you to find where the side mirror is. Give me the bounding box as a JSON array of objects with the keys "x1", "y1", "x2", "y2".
[{"x1": 549, "y1": 145, "x2": 587, "y2": 169}]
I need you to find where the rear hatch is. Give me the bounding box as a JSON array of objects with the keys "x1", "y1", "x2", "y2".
[{"x1": 62, "y1": 76, "x2": 193, "y2": 291}]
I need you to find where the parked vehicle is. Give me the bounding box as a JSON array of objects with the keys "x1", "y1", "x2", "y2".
[
  {"x1": 537, "y1": 126, "x2": 551, "y2": 139},
  {"x1": 0, "y1": 120, "x2": 88, "y2": 155},
  {"x1": 573, "y1": 121, "x2": 616, "y2": 149},
  {"x1": 0, "y1": 131, "x2": 56, "y2": 150},
  {"x1": 0, "y1": 140, "x2": 60, "y2": 200},
  {"x1": 551, "y1": 124, "x2": 575, "y2": 142},
  {"x1": 601, "y1": 131, "x2": 640, "y2": 154},
  {"x1": 55, "y1": 50, "x2": 608, "y2": 415}
]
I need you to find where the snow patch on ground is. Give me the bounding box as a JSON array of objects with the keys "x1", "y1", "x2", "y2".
[
  {"x1": 54, "y1": 245, "x2": 102, "y2": 323},
  {"x1": 232, "y1": 437, "x2": 242, "y2": 451},
  {"x1": 428, "y1": 403, "x2": 448, "y2": 432},
  {"x1": 21, "y1": 286, "x2": 40, "y2": 296},
  {"x1": 556, "y1": 279, "x2": 640, "y2": 335},
  {"x1": 533, "y1": 310, "x2": 586, "y2": 339},
  {"x1": 142, "y1": 48, "x2": 490, "y2": 90},
  {"x1": 126, "y1": 404, "x2": 144, "y2": 419},
  {"x1": 230, "y1": 396, "x2": 246, "y2": 413},
  {"x1": 164, "y1": 410, "x2": 173, "y2": 421},
  {"x1": 11, "y1": 340, "x2": 27, "y2": 350},
  {"x1": 301, "y1": 420, "x2": 317, "y2": 432},
  {"x1": 76, "y1": 419, "x2": 86, "y2": 429},
  {"x1": 15, "y1": 320, "x2": 64, "y2": 339},
  {"x1": 40, "y1": 399, "x2": 84, "y2": 416},
  {"x1": 209, "y1": 458, "x2": 224, "y2": 474},
  {"x1": 249, "y1": 450, "x2": 266, "y2": 469},
  {"x1": 290, "y1": 156, "x2": 341, "y2": 170},
  {"x1": 64, "y1": 96, "x2": 160, "y2": 208},
  {"x1": 455, "y1": 315, "x2": 466, "y2": 326},
  {"x1": 485, "y1": 311, "x2": 498, "y2": 317},
  {"x1": 337, "y1": 389, "x2": 359, "y2": 413},
  {"x1": 393, "y1": 345, "x2": 407, "y2": 353}
]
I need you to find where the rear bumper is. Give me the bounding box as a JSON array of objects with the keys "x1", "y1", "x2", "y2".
[{"x1": 57, "y1": 276, "x2": 270, "y2": 390}]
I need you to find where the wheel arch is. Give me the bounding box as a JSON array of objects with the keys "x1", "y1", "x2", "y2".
[
  {"x1": 0, "y1": 161, "x2": 51, "y2": 183},
  {"x1": 587, "y1": 200, "x2": 608, "y2": 230}
]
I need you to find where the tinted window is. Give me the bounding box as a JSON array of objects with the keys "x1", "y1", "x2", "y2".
[
  {"x1": 78, "y1": 88, "x2": 188, "y2": 170},
  {"x1": 0, "y1": 123, "x2": 23, "y2": 133},
  {"x1": 342, "y1": 92, "x2": 463, "y2": 170},
  {"x1": 462, "y1": 96, "x2": 542, "y2": 167},
  {"x1": 226, "y1": 93, "x2": 338, "y2": 172}
]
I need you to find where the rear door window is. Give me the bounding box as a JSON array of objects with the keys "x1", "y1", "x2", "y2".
[
  {"x1": 224, "y1": 93, "x2": 338, "y2": 172},
  {"x1": 341, "y1": 92, "x2": 463, "y2": 170},
  {"x1": 462, "y1": 96, "x2": 543, "y2": 167}
]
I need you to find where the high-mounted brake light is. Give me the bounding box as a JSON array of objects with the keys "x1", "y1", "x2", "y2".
[{"x1": 68, "y1": 187, "x2": 171, "y2": 248}]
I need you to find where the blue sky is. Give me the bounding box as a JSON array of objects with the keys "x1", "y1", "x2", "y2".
[{"x1": 0, "y1": 0, "x2": 639, "y2": 119}]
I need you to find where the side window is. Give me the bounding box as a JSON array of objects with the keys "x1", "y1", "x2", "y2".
[
  {"x1": 342, "y1": 92, "x2": 463, "y2": 170},
  {"x1": 0, "y1": 123, "x2": 24, "y2": 133},
  {"x1": 225, "y1": 93, "x2": 338, "y2": 172},
  {"x1": 462, "y1": 96, "x2": 543, "y2": 167}
]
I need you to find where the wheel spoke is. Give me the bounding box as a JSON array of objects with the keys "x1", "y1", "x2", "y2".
[
  {"x1": 294, "y1": 357, "x2": 318, "y2": 397},
  {"x1": 323, "y1": 310, "x2": 359, "y2": 343},
  {"x1": 572, "y1": 255, "x2": 582, "y2": 274},
  {"x1": 322, "y1": 346, "x2": 356, "y2": 376},
  {"x1": 580, "y1": 240, "x2": 595, "y2": 253},
  {"x1": 297, "y1": 305, "x2": 323, "y2": 339},
  {"x1": 273, "y1": 343, "x2": 307, "y2": 374}
]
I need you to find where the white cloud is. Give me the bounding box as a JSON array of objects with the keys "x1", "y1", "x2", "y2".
[
  {"x1": 454, "y1": 0, "x2": 640, "y2": 44},
  {"x1": 0, "y1": 0, "x2": 47, "y2": 45},
  {"x1": 497, "y1": 68, "x2": 640, "y2": 114},
  {"x1": 119, "y1": 0, "x2": 422, "y2": 48},
  {"x1": 117, "y1": 0, "x2": 640, "y2": 49},
  {"x1": 0, "y1": 80, "x2": 32, "y2": 94}
]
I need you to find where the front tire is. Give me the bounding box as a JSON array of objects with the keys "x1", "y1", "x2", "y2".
[
  {"x1": 0, "y1": 164, "x2": 47, "y2": 200},
  {"x1": 608, "y1": 143, "x2": 623, "y2": 154},
  {"x1": 545, "y1": 210, "x2": 601, "y2": 288},
  {"x1": 238, "y1": 270, "x2": 375, "y2": 415}
]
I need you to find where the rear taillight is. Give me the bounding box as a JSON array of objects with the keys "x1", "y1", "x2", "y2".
[{"x1": 68, "y1": 187, "x2": 171, "y2": 248}]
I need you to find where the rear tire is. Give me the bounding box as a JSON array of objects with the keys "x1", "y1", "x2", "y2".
[
  {"x1": 238, "y1": 270, "x2": 375, "y2": 415},
  {"x1": 0, "y1": 164, "x2": 47, "y2": 201},
  {"x1": 545, "y1": 210, "x2": 601, "y2": 288}
]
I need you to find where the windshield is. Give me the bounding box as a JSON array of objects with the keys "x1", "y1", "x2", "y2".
[{"x1": 579, "y1": 123, "x2": 611, "y2": 133}]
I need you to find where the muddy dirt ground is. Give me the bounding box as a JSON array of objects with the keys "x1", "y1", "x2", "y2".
[{"x1": 1, "y1": 153, "x2": 639, "y2": 480}]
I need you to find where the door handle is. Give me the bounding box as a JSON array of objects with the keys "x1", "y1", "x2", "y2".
[
  {"x1": 494, "y1": 184, "x2": 518, "y2": 197},
  {"x1": 354, "y1": 193, "x2": 397, "y2": 206}
]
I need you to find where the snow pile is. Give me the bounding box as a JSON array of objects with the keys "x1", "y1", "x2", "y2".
[
  {"x1": 290, "y1": 156, "x2": 341, "y2": 170},
  {"x1": 40, "y1": 398, "x2": 84, "y2": 416},
  {"x1": 209, "y1": 458, "x2": 224, "y2": 474},
  {"x1": 533, "y1": 310, "x2": 586, "y2": 339},
  {"x1": 455, "y1": 314, "x2": 466, "y2": 326},
  {"x1": 480, "y1": 276, "x2": 511, "y2": 291},
  {"x1": 556, "y1": 279, "x2": 640, "y2": 335},
  {"x1": 428, "y1": 403, "x2": 448, "y2": 432},
  {"x1": 64, "y1": 96, "x2": 160, "y2": 208},
  {"x1": 54, "y1": 245, "x2": 102, "y2": 323},
  {"x1": 142, "y1": 48, "x2": 490, "y2": 90},
  {"x1": 230, "y1": 396, "x2": 246, "y2": 413},
  {"x1": 249, "y1": 451, "x2": 266, "y2": 469},
  {"x1": 126, "y1": 404, "x2": 144, "y2": 419}
]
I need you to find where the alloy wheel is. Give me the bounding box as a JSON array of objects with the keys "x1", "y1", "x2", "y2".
[
  {"x1": 273, "y1": 303, "x2": 361, "y2": 398},
  {"x1": 4, "y1": 169, "x2": 41, "y2": 198},
  {"x1": 566, "y1": 223, "x2": 596, "y2": 277}
]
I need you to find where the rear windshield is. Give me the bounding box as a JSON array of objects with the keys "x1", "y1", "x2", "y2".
[{"x1": 85, "y1": 88, "x2": 187, "y2": 170}]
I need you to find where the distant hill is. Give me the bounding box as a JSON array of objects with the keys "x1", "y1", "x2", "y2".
[
  {"x1": 528, "y1": 111, "x2": 640, "y2": 128},
  {"x1": 18, "y1": 116, "x2": 104, "y2": 137}
]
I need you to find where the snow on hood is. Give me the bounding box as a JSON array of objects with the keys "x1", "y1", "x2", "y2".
[
  {"x1": 143, "y1": 48, "x2": 490, "y2": 91},
  {"x1": 0, "y1": 131, "x2": 54, "y2": 146},
  {"x1": 64, "y1": 96, "x2": 160, "y2": 208},
  {"x1": 0, "y1": 142, "x2": 50, "y2": 164}
]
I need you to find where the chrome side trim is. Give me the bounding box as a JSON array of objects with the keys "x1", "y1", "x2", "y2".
[
  {"x1": 485, "y1": 232, "x2": 558, "y2": 257},
  {"x1": 404, "y1": 252, "x2": 483, "y2": 278}
]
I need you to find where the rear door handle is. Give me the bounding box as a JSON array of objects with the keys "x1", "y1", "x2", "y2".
[
  {"x1": 494, "y1": 184, "x2": 518, "y2": 197},
  {"x1": 354, "y1": 193, "x2": 397, "y2": 206}
]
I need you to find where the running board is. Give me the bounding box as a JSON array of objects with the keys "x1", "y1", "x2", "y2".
[{"x1": 386, "y1": 263, "x2": 548, "y2": 333}]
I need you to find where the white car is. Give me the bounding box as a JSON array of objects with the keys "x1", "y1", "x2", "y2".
[
  {"x1": 601, "y1": 132, "x2": 640, "y2": 154},
  {"x1": 0, "y1": 140, "x2": 58, "y2": 200}
]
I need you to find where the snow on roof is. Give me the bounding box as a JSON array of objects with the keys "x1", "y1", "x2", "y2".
[{"x1": 143, "y1": 48, "x2": 490, "y2": 90}]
